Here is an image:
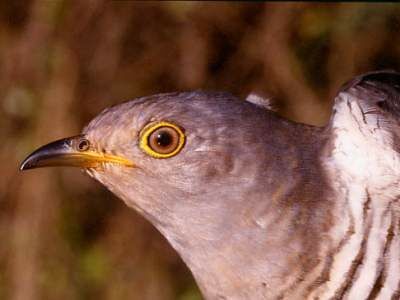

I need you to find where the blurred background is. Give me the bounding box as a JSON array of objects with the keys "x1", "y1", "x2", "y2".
[{"x1": 1, "y1": 2, "x2": 400, "y2": 300}]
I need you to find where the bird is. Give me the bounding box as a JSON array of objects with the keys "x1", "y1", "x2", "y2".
[{"x1": 20, "y1": 70, "x2": 400, "y2": 299}]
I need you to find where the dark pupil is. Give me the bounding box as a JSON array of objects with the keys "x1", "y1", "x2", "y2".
[{"x1": 156, "y1": 131, "x2": 172, "y2": 147}]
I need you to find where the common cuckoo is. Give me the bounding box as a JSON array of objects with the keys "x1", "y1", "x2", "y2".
[{"x1": 21, "y1": 71, "x2": 400, "y2": 299}]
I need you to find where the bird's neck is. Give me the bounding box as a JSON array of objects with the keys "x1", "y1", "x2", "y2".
[
  {"x1": 162, "y1": 169, "x2": 400, "y2": 300},
  {"x1": 152, "y1": 130, "x2": 331, "y2": 299}
]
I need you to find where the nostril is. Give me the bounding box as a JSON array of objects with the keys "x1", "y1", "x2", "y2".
[{"x1": 77, "y1": 138, "x2": 90, "y2": 152}]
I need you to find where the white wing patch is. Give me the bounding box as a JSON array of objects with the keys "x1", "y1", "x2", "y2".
[
  {"x1": 329, "y1": 92, "x2": 400, "y2": 189},
  {"x1": 316, "y1": 90, "x2": 400, "y2": 299}
]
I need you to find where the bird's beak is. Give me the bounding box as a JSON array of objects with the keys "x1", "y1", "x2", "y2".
[{"x1": 20, "y1": 135, "x2": 134, "y2": 171}]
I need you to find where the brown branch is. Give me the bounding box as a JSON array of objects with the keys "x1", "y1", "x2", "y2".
[
  {"x1": 259, "y1": 3, "x2": 327, "y2": 125},
  {"x1": 327, "y1": 3, "x2": 388, "y2": 100}
]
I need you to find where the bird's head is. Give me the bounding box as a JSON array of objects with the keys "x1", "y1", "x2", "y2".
[{"x1": 20, "y1": 91, "x2": 288, "y2": 245}]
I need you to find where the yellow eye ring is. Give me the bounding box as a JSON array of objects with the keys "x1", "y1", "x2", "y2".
[{"x1": 139, "y1": 121, "x2": 186, "y2": 158}]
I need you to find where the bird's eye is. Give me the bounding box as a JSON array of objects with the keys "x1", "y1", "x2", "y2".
[{"x1": 139, "y1": 121, "x2": 185, "y2": 158}]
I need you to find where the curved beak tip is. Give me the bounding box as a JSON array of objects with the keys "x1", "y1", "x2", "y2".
[
  {"x1": 19, "y1": 160, "x2": 30, "y2": 171},
  {"x1": 19, "y1": 155, "x2": 36, "y2": 171}
]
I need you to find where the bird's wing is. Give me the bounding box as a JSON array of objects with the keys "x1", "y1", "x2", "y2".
[
  {"x1": 320, "y1": 71, "x2": 400, "y2": 300},
  {"x1": 328, "y1": 70, "x2": 400, "y2": 190},
  {"x1": 331, "y1": 70, "x2": 400, "y2": 141},
  {"x1": 336, "y1": 70, "x2": 400, "y2": 126}
]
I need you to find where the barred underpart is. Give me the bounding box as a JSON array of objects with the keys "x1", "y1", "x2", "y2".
[{"x1": 304, "y1": 86, "x2": 400, "y2": 299}]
